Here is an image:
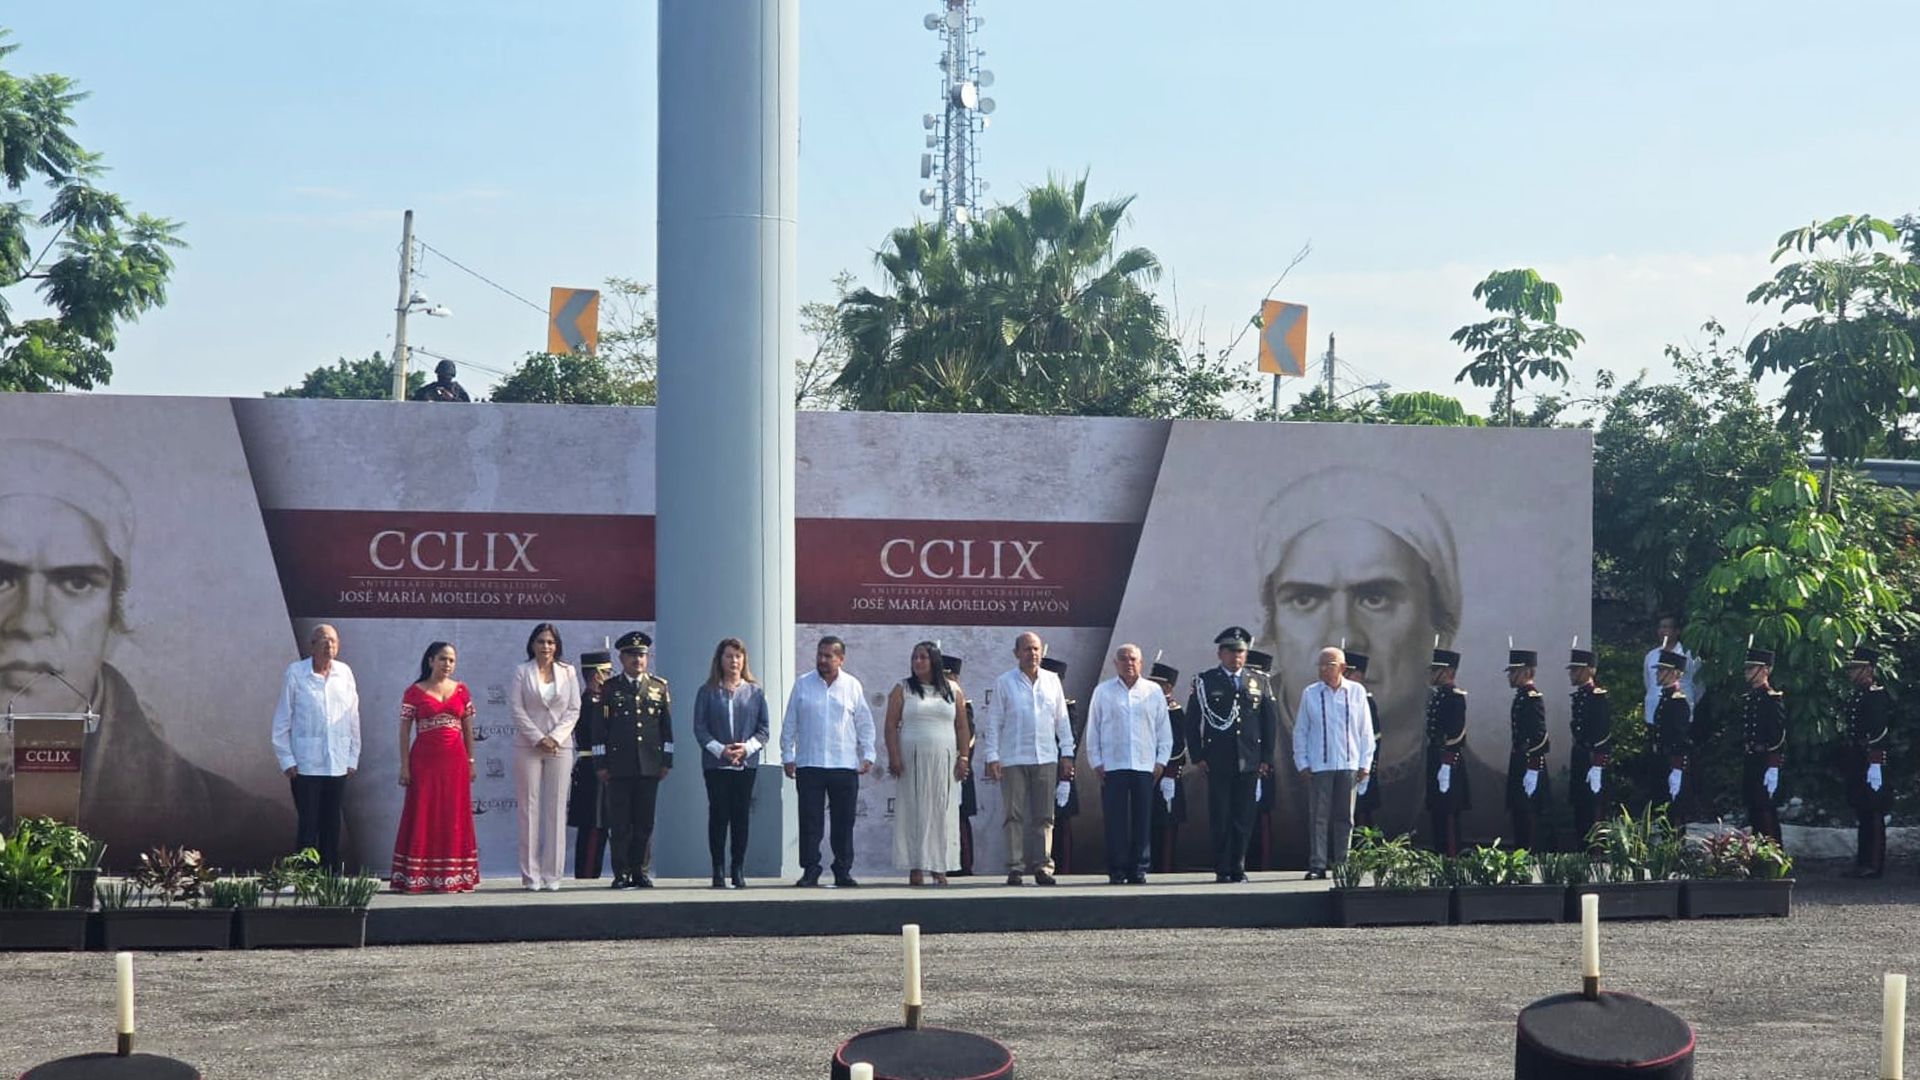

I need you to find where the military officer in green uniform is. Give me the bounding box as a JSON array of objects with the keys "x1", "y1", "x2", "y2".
[
  {"x1": 591, "y1": 630, "x2": 674, "y2": 889},
  {"x1": 1504, "y1": 648, "x2": 1551, "y2": 851},
  {"x1": 1740, "y1": 646, "x2": 1785, "y2": 843},
  {"x1": 1425, "y1": 648, "x2": 1469, "y2": 855},
  {"x1": 1842, "y1": 646, "x2": 1891, "y2": 878},
  {"x1": 1566, "y1": 646, "x2": 1611, "y2": 853},
  {"x1": 1186, "y1": 626, "x2": 1277, "y2": 883}
]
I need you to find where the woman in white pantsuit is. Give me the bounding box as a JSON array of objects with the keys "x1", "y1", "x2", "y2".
[{"x1": 509, "y1": 622, "x2": 581, "y2": 890}]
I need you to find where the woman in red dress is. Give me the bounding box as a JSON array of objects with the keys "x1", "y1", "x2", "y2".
[{"x1": 390, "y1": 640, "x2": 480, "y2": 892}]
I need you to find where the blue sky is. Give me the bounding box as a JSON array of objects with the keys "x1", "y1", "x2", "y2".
[{"x1": 9, "y1": 1, "x2": 1917, "y2": 408}]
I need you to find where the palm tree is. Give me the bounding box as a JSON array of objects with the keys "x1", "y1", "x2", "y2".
[{"x1": 1450, "y1": 269, "x2": 1583, "y2": 426}]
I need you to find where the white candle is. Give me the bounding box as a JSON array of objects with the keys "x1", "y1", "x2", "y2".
[
  {"x1": 1885, "y1": 973, "x2": 1907, "y2": 1080},
  {"x1": 1580, "y1": 894, "x2": 1599, "y2": 979},
  {"x1": 903, "y1": 924, "x2": 923, "y2": 1007},
  {"x1": 115, "y1": 952, "x2": 135, "y2": 1035},
  {"x1": 851, "y1": 1064, "x2": 875, "y2": 1080}
]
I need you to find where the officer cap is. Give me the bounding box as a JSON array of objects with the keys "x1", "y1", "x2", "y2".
[
  {"x1": 1567, "y1": 648, "x2": 1596, "y2": 668},
  {"x1": 580, "y1": 650, "x2": 613, "y2": 672},
  {"x1": 615, "y1": 630, "x2": 652, "y2": 655},
  {"x1": 1039, "y1": 657, "x2": 1068, "y2": 678},
  {"x1": 1148, "y1": 662, "x2": 1179, "y2": 685},
  {"x1": 1505, "y1": 648, "x2": 1539, "y2": 670},
  {"x1": 942, "y1": 654, "x2": 964, "y2": 677},
  {"x1": 1655, "y1": 649, "x2": 1686, "y2": 670},
  {"x1": 1743, "y1": 647, "x2": 1774, "y2": 667},
  {"x1": 1244, "y1": 649, "x2": 1274, "y2": 674},
  {"x1": 1214, "y1": 626, "x2": 1252, "y2": 650},
  {"x1": 1344, "y1": 651, "x2": 1369, "y2": 675},
  {"x1": 1430, "y1": 648, "x2": 1461, "y2": 669},
  {"x1": 1846, "y1": 645, "x2": 1880, "y2": 667}
]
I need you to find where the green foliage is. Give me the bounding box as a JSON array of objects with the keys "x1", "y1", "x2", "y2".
[
  {"x1": 268, "y1": 352, "x2": 422, "y2": 400},
  {"x1": 1687, "y1": 468, "x2": 1915, "y2": 740},
  {"x1": 1450, "y1": 268, "x2": 1584, "y2": 426},
  {"x1": 207, "y1": 876, "x2": 262, "y2": 909},
  {"x1": 490, "y1": 350, "x2": 652, "y2": 406},
  {"x1": 301, "y1": 869, "x2": 382, "y2": 908},
  {"x1": 1589, "y1": 804, "x2": 1682, "y2": 882},
  {"x1": 0, "y1": 28, "x2": 185, "y2": 391},
  {"x1": 95, "y1": 880, "x2": 139, "y2": 910},
  {"x1": 797, "y1": 272, "x2": 853, "y2": 410},
  {"x1": 258, "y1": 848, "x2": 320, "y2": 904},
  {"x1": 833, "y1": 173, "x2": 1243, "y2": 419},
  {"x1": 0, "y1": 827, "x2": 65, "y2": 909},
  {"x1": 1533, "y1": 851, "x2": 1593, "y2": 886},
  {"x1": 1281, "y1": 386, "x2": 1487, "y2": 426},
  {"x1": 1335, "y1": 827, "x2": 1445, "y2": 888},
  {"x1": 130, "y1": 845, "x2": 214, "y2": 907},
  {"x1": 1681, "y1": 826, "x2": 1792, "y2": 881},
  {"x1": 10, "y1": 816, "x2": 103, "y2": 869},
  {"x1": 1746, "y1": 215, "x2": 1920, "y2": 478},
  {"x1": 1591, "y1": 322, "x2": 1805, "y2": 616},
  {"x1": 1453, "y1": 840, "x2": 1536, "y2": 886},
  {"x1": 596, "y1": 276, "x2": 657, "y2": 405}
]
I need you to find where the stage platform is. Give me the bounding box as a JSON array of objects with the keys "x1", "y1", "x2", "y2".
[{"x1": 366, "y1": 872, "x2": 1333, "y2": 946}]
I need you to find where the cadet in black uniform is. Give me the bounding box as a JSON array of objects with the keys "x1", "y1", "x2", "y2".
[
  {"x1": 1044, "y1": 657, "x2": 1084, "y2": 876},
  {"x1": 945, "y1": 655, "x2": 978, "y2": 877},
  {"x1": 567, "y1": 650, "x2": 614, "y2": 879},
  {"x1": 1187, "y1": 627, "x2": 1278, "y2": 882},
  {"x1": 1347, "y1": 652, "x2": 1383, "y2": 831},
  {"x1": 1425, "y1": 648, "x2": 1469, "y2": 855},
  {"x1": 591, "y1": 631, "x2": 673, "y2": 889},
  {"x1": 1650, "y1": 649, "x2": 1692, "y2": 825},
  {"x1": 1740, "y1": 647, "x2": 1785, "y2": 843},
  {"x1": 1148, "y1": 661, "x2": 1187, "y2": 873},
  {"x1": 1842, "y1": 646, "x2": 1891, "y2": 878},
  {"x1": 1566, "y1": 647, "x2": 1611, "y2": 853},
  {"x1": 1504, "y1": 648, "x2": 1551, "y2": 851},
  {"x1": 1243, "y1": 649, "x2": 1279, "y2": 871}
]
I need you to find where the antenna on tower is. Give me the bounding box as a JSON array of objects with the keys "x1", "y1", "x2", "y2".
[{"x1": 919, "y1": 0, "x2": 994, "y2": 233}]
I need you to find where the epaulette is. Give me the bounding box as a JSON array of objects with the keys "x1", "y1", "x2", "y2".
[
  {"x1": 1451, "y1": 687, "x2": 1469, "y2": 697},
  {"x1": 1767, "y1": 688, "x2": 1782, "y2": 697},
  {"x1": 1525, "y1": 689, "x2": 1542, "y2": 698},
  {"x1": 651, "y1": 674, "x2": 670, "y2": 686},
  {"x1": 1590, "y1": 686, "x2": 1607, "y2": 695}
]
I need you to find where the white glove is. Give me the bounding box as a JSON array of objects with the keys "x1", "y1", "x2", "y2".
[
  {"x1": 1437, "y1": 764, "x2": 1451, "y2": 793},
  {"x1": 1253, "y1": 779, "x2": 1263, "y2": 803},
  {"x1": 1055, "y1": 780, "x2": 1071, "y2": 807},
  {"x1": 1586, "y1": 766, "x2": 1602, "y2": 794},
  {"x1": 1355, "y1": 776, "x2": 1370, "y2": 797},
  {"x1": 1869, "y1": 764, "x2": 1883, "y2": 792},
  {"x1": 1523, "y1": 769, "x2": 1538, "y2": 797},
  {"x1": 1668, "y1": 768, "x2": 1682, "y2": 798},
  {"x1": 1159, "y1": 777, "x2": 1175, "y2": 805},
  {"x1": 1763, "y1": 766, "x2": 1778, "y2": 797}
]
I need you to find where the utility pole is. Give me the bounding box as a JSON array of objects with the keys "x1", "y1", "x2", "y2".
[
  {"x1": 389, "y1": 209, "x2": 415, "y2": 402},
  {"x1": 1324, "y1": 331, "x2": 1336, "y2": 401}
]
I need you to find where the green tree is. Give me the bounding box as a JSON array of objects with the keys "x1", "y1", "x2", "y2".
[
  {"x1": 598, "y1": 276, "x2": 657, "y2": 406},
  {"x1": 1590, "y1": 322, "x2": 1804, "y2": 617},
  {"x1": 267, "y1": 352, "x2": 421, "y2": 399},
  {"x1": 490, "y1": 351, "x2": 652, "y2": 406},
  {"x1": 0, "y1": 28, "x2": 184, "y2": 392},
  {"x1": 1746, "y1": 214, "x2": 1920, "y2": 504},
  {"x1": 796, "y1": 272, "x2": 853, "y2": 410},
  {"x1": 1279, "y1": 386, "x2": 1485, "y2": 426},
  {"x1": 833, "y1": 174, "x2": 1224, "y2": 418},
  {"x1": 1450, "y1": 268, "x2": 1583, "y2": 426}
]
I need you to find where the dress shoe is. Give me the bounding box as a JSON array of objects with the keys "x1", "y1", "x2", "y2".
[
  {"x1": 1108, "y1": 875, "x2": 1127, "y2": 885},
  {"x1": 1215, "y1": 873, "x2": 1232, "y2": 883},
  {"x1": 1033, "y1": 871, "x2": 1058, "y2": 886},
  {"x1": 834, "y1": 874, "x2": 860, "y2": 888},
  {"x1": 611, "y1": 875, "x2": 633, "y2": 890},
  {"x1": 795, "y1": 871, "x2": 823, "y2": 888},
  {"x1": 730, "y1": 869, "x2": 747, "y2": 889},
  {"x1": 711, "y1": 873, "x2": 728, "y2": 889},
  {"x1": 544, "y1": 881, "x2": 563, "y2": 892},
  {"x1": 1231, "y1": 872, "x2": 1249, "y2": 883},
  {"x1": 634, "y1": 875, "x2": 654, "y2": 888},
  {"x1": 1006, "y1": 872, "x2": 1024, "y2": 886},
  {"x1": 1127, "y1": 875, "x2": 1147, "y2": 885}
]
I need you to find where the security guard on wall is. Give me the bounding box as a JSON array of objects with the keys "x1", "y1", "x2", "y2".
[
  {"x1": 592, "y1": 630, "x2": 673, "y2": 888},
  {"x1": 1425, "y1": 648, "x2": 1470, "y2": 855},
  {"x1": 1740, "y1": 646, "x2": 1786, "y2": 843},
  {"x1": 1504, "y1": 648, "x2": 1551, "y2": 851},
  {"x1": 1842, "y1": 646, "x2": 1891, "y2": 878},
  {"x1": 1187, "y1": 626, "x2": 1277, "y2": 883},
  {"x1": 1566, "y1": 646, "x2": 1611, "y2": 852}
]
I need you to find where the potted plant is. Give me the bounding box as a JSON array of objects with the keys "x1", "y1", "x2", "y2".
[
  {"x1": 1329, "y1": 828, "x2": 1451, "y2": 927},
  {"x1": 1450, "y1": 841, "x2": 1564, "y2": 924},
  {"x1": 238, "y1": 849, "x2": 378, "y2": 949},
  {"x1": 1569, "y1": 806, "x2": 1682, "y2": 920},
  {"x1": 12, "y1": 817, "x2": 105, "y2": 910},
  {"x1": 99, "y1": 846, "x2": 233, "y2": 950},
  {"x1": 0, "y1": 824, "x2": 91, "y2": 950},
  {"x1": 1679, "y1": 826, "x2": 1793, "y2": 918}
]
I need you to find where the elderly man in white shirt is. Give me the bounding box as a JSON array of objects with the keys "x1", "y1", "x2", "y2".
[
  {"x1": 781, "y1": 636, "x2": 876, "y2": 888},
  {"x1": 1086, "y1": 644, "x2": 1173, "y2": 885},
  {"x1": 270, "y1": 624, "x2": 361, "y2": 871},
  {"x1": 1642, "y1": 615, "x2": 1704, "y2": 725},
  {"x1": 1293, "y1": 646, "x2": 1373, "y2": 880},
  {"x1": 981, "y1": 631, "x2": 1075, "y2": 886}
]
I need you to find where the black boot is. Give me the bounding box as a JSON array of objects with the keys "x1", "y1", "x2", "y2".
[
  {"x1": 730, "y1": 864, "x2": 747, "y2": 890},
  {"x1": 711, "y1": 864, "x2": 727, "y2": 889}
]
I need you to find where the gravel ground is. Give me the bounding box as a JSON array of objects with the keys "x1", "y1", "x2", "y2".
[{"x1": 3, "y1": 866, "x2": 1914, "y2": 1080}]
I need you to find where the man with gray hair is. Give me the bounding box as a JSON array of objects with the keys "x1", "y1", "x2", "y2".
[
  {"x1": 271, "y1": 624, "x2": 361, "y2": 871},
  {"x1": 1085, "y1": 644, "x2": 1172, "y2": 885},
  {"x1": 0, "y1": 439, "x2": 291, "y2": 868},
  {"x1": 1291, "y1": 646, "x2": 1373, "y2": 879},
  {"x1": 1257, "y1": 465, "x2": 1463, "y2": 850}
]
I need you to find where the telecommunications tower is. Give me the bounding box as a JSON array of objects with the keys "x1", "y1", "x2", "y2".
[{"x1": 918, "y1": 0, "x2": 995, "y2": 232}]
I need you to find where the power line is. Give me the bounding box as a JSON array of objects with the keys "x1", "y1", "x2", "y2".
[
  {"x1": 410, "y1": 344, "x2": 514, "y2": 380},
  {"x1": 415, "y1": 239, "x2": 549, "y2": 316}
]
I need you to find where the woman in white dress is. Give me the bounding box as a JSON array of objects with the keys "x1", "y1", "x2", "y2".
[{"x1": 885, "y1": 641, "x2": 970, "y2": 885}]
